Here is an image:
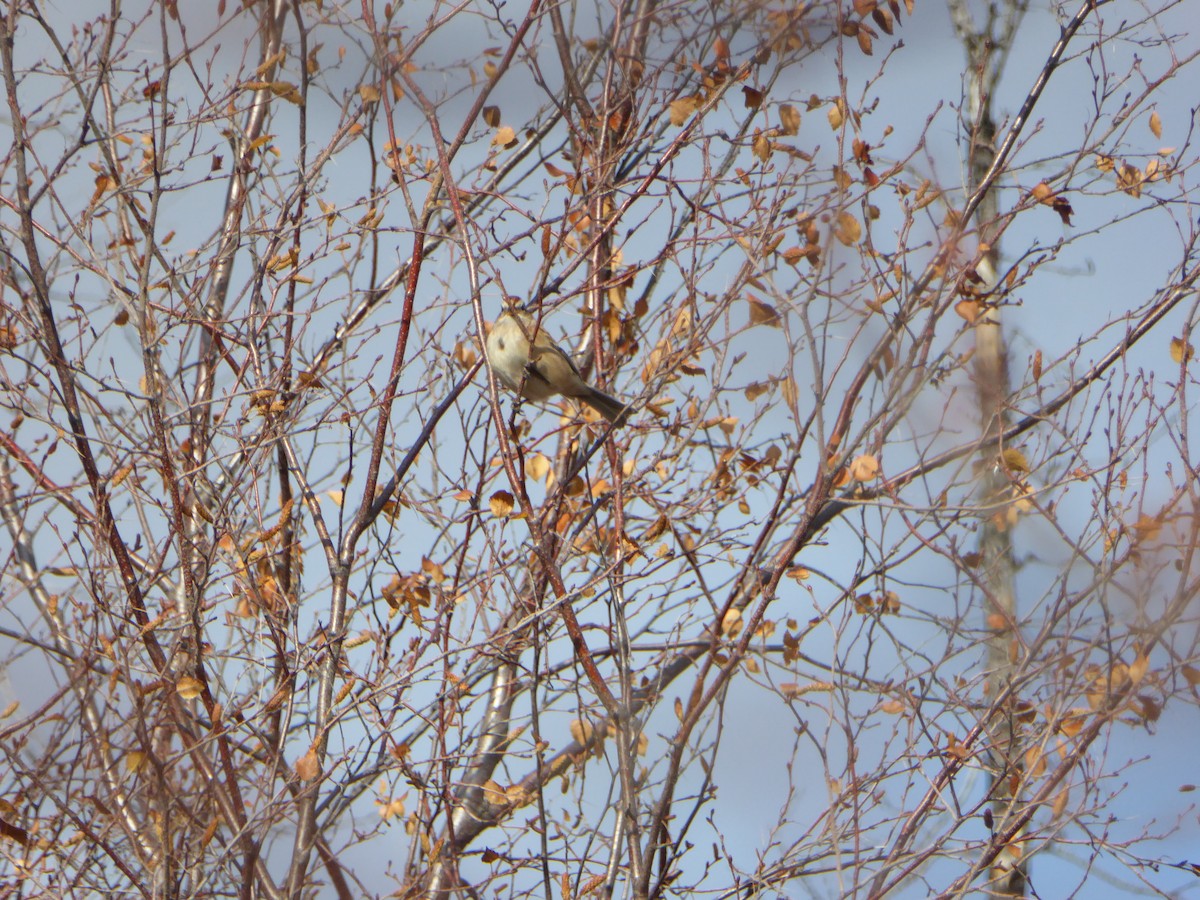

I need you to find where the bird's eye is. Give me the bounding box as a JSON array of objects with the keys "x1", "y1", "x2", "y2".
[{"x1": 497, "y1": 339, "x2": 505, "y2": 350}]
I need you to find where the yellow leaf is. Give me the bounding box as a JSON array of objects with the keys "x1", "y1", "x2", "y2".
[
  {"x1": 834, "y1": 210, "x2": 861, "y2": 245},
  {"x1": 1170, "y1": 336, "x2": 1193, "y2": 364},
  {"x1": 752, "y1": 130, "x2": 771, "y2": 163},
  {"x1": 569, "y1": 718, "x2": 595, "y2": 744},
  {"x1": 358, "y1": 83, "x2": 380, "y2": 103},
  {"x1": 720, "y1": 608, "x2": 743, "y2": 637},
  {"x1": 526, "y1": 453, "x2": 551, "y2": 482},
  {"x1": 827, "y1": 101, "x2": 844, "y2": 130},
  {"x1": 491, "y1": 125, "x2": 516, "y2": 147},
  {"x1": 1128, "y1": 652, "x2": 1149, "y2": 685},
  {"x1": 421, "y1": 557, "x2": 446, "y2": 582},
  {"x1": 176, "y1": 676, "x2": 204, "y2": 699},
  {"x1": 489, "y1": 490, "x2": 514, "y2": 517},
  {"x1": 1149, "y1": 110, "x2": 1162, "y2": 139},
  {"x1": 669, "y1": 96, "x2": 700, "y2": 126},
  {"x1": 849, "y1": 454, "x2": 879, "y2": 481}
]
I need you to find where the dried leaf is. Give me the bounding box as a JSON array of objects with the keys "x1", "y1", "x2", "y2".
[
  {"x1": 1170, "y1": 336, "x2": 1193, "y2": 364},
  {"x1": 1149, "y1": 110, "x2": 1162, "y2": 139},
  {"x1": 747, "y1": 297, "x2": 781, "y2": 327},
  {"x1": 489, "y1": 490, "x2": 515, "y2": 517},
  {"x1": 295, "y1": 746, "x2": 320, "y2": 781},
  {"x1": 720, "y1": 608, "x2": 743, "y2": 637},
  {"x1": 955, "y1": 298, "x2": 982, "y2": 323},
  {"x1": 779, "y1": 104, "x2": 800, "y2": 135},
  {"x1": 827, "y1": 101, "x2": 844, "y2": 130},
  {"x1": 526, "y1": 453, "x2": 551, "y2": 481},
  {"x1": 752, "y1": 130, "x2": 771, "y2": 163},
  {"x1": 570, "y1": 718, "x2": 595, "y2": 744},
  {"x1": 849, "y1": 454, "x2": 879, "y2": 481},
  {"x1": 834, "y1": 211, "x2": 861, "y2": 246},
  {"x1": 669, "y1": 96, "x2": 700, "y2": 126}
]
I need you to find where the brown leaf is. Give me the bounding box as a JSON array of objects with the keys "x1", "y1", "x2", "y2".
[
  {"x1": 712, "y1": 35, "x2": 731, "y2": 64},
  {"x1": 295, "y1": 746, "x2": 321, "y2": 782},
  {"x1": 482, "y1": 105, "x2": 500, "y2": 127},
  {"x1": 779, "y1": 104, "x2": 800, "y2": 135},
  {"x1": 747, "y1": 297, "x2": 781, "y2": 327},
  {"x1": 872, "y1": 6, "x2": 894, "y2": 34},
  {"x1": 1117, "y1": 162, "x2": 1142, "y2": 197},
  {"x1": 752, "y1": 129, "x2": 771, "y2": 163}
]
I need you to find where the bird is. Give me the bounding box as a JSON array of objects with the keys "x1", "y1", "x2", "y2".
[{"x1": 485, "y1": 304, "x2": 633, "y2": 426}]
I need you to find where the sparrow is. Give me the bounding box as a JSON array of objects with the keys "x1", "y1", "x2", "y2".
[{"x1": 486, "y1": 305, "x2": 633, "y2": 426}]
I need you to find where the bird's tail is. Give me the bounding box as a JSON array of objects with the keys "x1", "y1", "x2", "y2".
[{"x1": 583, "y1": 387, "x2": 634, "y2": 427}]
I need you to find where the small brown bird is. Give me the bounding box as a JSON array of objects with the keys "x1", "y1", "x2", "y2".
[{"x1": 486, "y1": 305, "x2": 633, "y2": 426}]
